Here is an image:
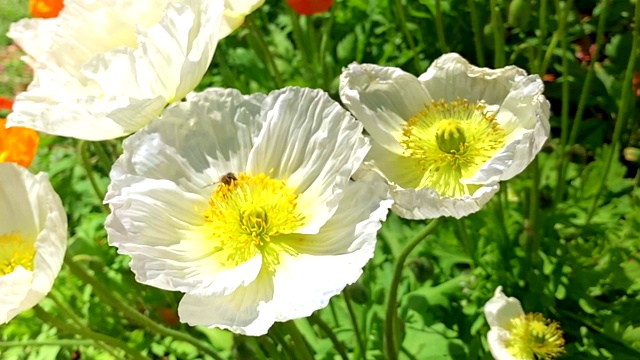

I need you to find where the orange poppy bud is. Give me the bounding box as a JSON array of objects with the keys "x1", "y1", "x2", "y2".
[
  {"x1": 286, "y1": 0, "x2": 334, "y2": 15},
  {"x1": 30, "y1": 0, "x2": 64, "y2": 19},
  {"x1": 0, "y1": 97, "x2": 13, "y2": 111},
  {"x1": 0, "y1": 119, "x2": 40, "y2": 168}
]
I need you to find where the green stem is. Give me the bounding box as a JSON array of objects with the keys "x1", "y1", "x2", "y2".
[
  {"x1": 77, "y1": 141, "x2": 105, "y2": 204},
  {"x1": 526, "y1": 157, "x2": 541, "y2": 268},
  {"x1": 585, "y1": 0, "x2": 639, "y2": 225},
  {"x1": 246, "y1": 17, "x2": 284, "y2": 88},
  {"x1": 534, "y1": 0, "x2": 549, "y2": 69},
  {"x1": 467, "y1": 0, "x2": 485, "y2": 66},
  {"x1": 455, "y1": 219, "x2": 474, "y2": 264},
  {"x1": 269, "y1": 328, "x2": 295, "y2": 360},
  {"x1": 34, "y1": 306, "x2": 143, "y2": 360},
  {"x1": 318, "y1": 11, "x2": 335, "y2": 91},
  {"x1": 394, "y1": 0, "x2": 421, "y2": 70},
  {"x1": 64, "y1": 257, "x2": 224, "y2": 360},
  {"x1": 344, "y1": 290, "x2": 366, "y2": 359},
  {"x1": 288, "y1": 8, "x2": 317, "y2": 87},
  {"x1": 384, "y1": 218, "x2": 442, "y2": 360},
  {"x1": 539, "y1": 0, "x2": 574, "y2": 74},
  {"x1": 281, "y1": 321, "x2": 314, "y2": 360},
  {"x1": 94, "y1": 141, "x2": 113, "y2": 173},
  {"x1": 308, "y1": 314, "x2": 349, "y2": 360},
  {"x1": 214, "y1": 49, "x2": 246, "y2": 93},
  {"x1": 434, "y1": 0, "x2": 449, "y2": 52},
  {"x1": 0, "y1": 339, "x2": 95, "y2": 348},
  {"x1": 489, "y1": 0, "x2": 506, "y2": 67}
]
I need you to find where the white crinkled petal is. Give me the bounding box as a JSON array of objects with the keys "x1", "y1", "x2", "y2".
[
  {"x1": 391, "y1": 182, "x2": 500, "y2": 220},
  {"x1": 247, "y1": 87, "x2": 369, "y2": 235},
  {"x1": 340, "y1": 63, "x2": 432, "y2": 154},
  {"x1": 419, "y1": 53, "x2": 527, "y2": 105},
  {"x1": 0, "y1": 164, "x2": 67, "y2": 324},
  {"x1": 106, "y1": 179, "x2": 262, "y2": 296},
  {"x1": 484, "y1": 286, "x2": 525, "y2": 329},
  {"x1": 355, "y1": 140, "x2": 424, "y2": 190},
  {"x1": 7, "y1": 0, "x2": 225, "y2": 140},
  {"x1": 488, "y1": 328, "x2": 517, "y2": 360}
]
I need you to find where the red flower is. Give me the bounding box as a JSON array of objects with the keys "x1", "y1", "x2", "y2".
[
  {"x1": 0, "y1": 97, "x2": 13, "y2": 111},
  {"x1": 30, "y1": 0, "x2": 64, "y2": 18},
  {"x1": 286, "y1": 0, "x2": 334, "y2": 15}
]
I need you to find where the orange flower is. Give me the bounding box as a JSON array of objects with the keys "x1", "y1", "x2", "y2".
[
  {"x1": 30, "y1": 0, "x2": 64, "y2": 18},
  {"x1": 0, "y1": 98, "x2": 39, "y2": 168},
  {"x1": 286, "y1": 0, "x2": 334, "y2": 15}
]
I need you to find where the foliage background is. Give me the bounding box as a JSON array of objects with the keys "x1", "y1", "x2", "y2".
[{"x1": 0, "y1": 0, "x2": 639, "y2": 359}]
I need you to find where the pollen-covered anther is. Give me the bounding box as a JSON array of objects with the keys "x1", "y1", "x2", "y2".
[
  {"x1": 0, "y1": 231, "x2": 36, "y2": 275},
  {"x1": 202, "y1": 173, "x2": 305, "y2": 267},
  {"x1": 400, "y1": 99, "x2": 507, "y2": 198},
  {"x1": 506, "y1": 313, "x2": 565, "y2": 359}
]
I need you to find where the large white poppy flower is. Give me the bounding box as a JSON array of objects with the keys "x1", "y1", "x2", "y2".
[
  {"x1": 484, "y1": 286, "x2": 565, "y2": 360},
  {"x1": 0, "y1": 163, "x2": 67, "y2": 324},
  {"x1": 340, "y1": 53, "x2": 550, "y2": 219},
  {"x1": 6, "y1": 0, "x2": 261, "y2": 141},
  {"x1": 105, "y1": 87, "x2": 392, "y2": 336}
]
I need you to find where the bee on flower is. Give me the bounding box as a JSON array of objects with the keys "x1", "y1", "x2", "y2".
[
  {"x1": 105, "y1": 87, "x2": 392, "y2": 335},
  {"x1": 7, "y1": 0, "x2": 263, "y2": 141},
  {"x1": 340, "y1": 53, "x2": 550, "y2": 219},
  {"x1": 484, "y1": 286, "x2": 565, "y2": 360},
  {"x1": 0, "y1": 162, "x2": 67, "y2": 324}
]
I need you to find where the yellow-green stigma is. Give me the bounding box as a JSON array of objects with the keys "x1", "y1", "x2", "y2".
[
  {"x1": 505, "y1": 313, "x2": 565, "y2": 360},
  {"x1": 202, "y1": 173, "x2": 305, "y2": 269},
  {"x1": 0, "y1": 231, "x2": 36, "y2": 276},
  {"x1": 401, "y1": 99, "x2": 506, "y2": 197}
]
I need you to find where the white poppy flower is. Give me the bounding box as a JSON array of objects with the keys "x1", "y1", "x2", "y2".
[
  {"x1": 105, "y1": 87, "x2": 392, "y2": 336},
  {"x1": 340, "y1": 53, "x2": 550, "y2": 219},
  {"x1": 484, "y1": 286, "x2": 565, "y2": 360},
  {"x1": 0, "y1": 163, "x2": 67, "y2": 324},
  {"x1": 6, "y1": 0, "x2": 260, "y2": 141}
]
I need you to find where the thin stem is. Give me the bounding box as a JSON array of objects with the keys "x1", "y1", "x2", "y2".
[
  {"x1": 585, "y1": 0, "x2": 639, "y2": 225},
  {"x1": 394, "y1": 0, "x2": 421, "y2": 70},
  {"x1": 540, "y1": 0, "x2": 574, "y2": 74},
  {"x1": 308, "y1": 314, "x2": 349, "y2": 360},
  {"x1": 245, "y1": 17, "x2": 284, "y2": 88},
  {"x1": 77, "y1": 141, "x2": 105, "y2": 204},
  {"x1": 384, "y1": 218, "x2": 442, "y2": 360},
  {"x1": 288, "y1": 8, "x2": 317, "y2": 87},
  {"x1": 269, "y1": 329, "x2": 295, "y2": 360},
  {"x1": 93, "y1": 141, "x2": 113, "y2": 172},
  {"x1": 455, "y1": 219, "x2": 474, "y2": 264},
  {"x1": 467, "y1": 0, "x2": 485, "y2": 66},
  {"x1": 489, "y1": 0, "x2": 506, "y2": 67},
  {"x1": 64, "y1": 257, "x2": 224, "y2": 360},
  {"x1": 526, "y1": 157, "x2": 541, "y2": 269},
  {"x1": 0, "y1": 339, "x2": 95, "y2": 348},
  {"x1": 34, "y1": 305, "x2": 143, "y2": 360},
  {"x1": 559, "y1": 26, "x2": 571, "y2": 149},
  {"x1": 318, "y1": 11, "x2": 335, "y2": 91},
  {"x1": 534, "y1": 0, "x2": 549, "y2": 69},
  {"x1": 281, "y1": 321, "x2": 314, "y2": 360},
  {"x1": 344, "y1": 290, "x2": 366, "y2": 359},
  {"x1": 434, "y1": 0, "x2": 449, "y2": 52}
]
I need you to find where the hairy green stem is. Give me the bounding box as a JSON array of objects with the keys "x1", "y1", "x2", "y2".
[
  {"x1": 308, "y1": 314, "x2": 349, "y2": 360},
  {"x1": 434, "y1": 0, "x2": 449, "y2": 52},
  {"x1": 585, "y1": 0, "x2": 639, "y2": 225},
  {"x1": 0, "y1": 339, "x2": 95, "y2": 348},
  {"x1": 467, "y1": 0, "x2": 485, "y2": 66},
  {"x1": 394, "y1": 0, "x2": 421, "y2": 70},
  {"x1": 344, "y1": 290, "x2": 366, "y2": 359},
  {"x1": 282, "y1": 321, "x2": 314, "y2": 360},
  {"x1": 540, "y1": 0, "x2": 574, "y2": 74},
  {"x1": 384, "y1": 218, "x2": 442, "y2": 360},
  {"x1": 288, "y1": 8, "x2": 317, "y2": 87},
  {"x1": 534, "y1": 0, "x2": 549, "y2": 69},
  {"x1": 318, "y1": 11, "x2": 335, "y2": 90},
  {"x1": 77, "y1": 141, "x2": 105, "y2": 204},
  {"x1": 489, "y1": 0, "x2": 506, "y2": 67},
  {"x1": 64, "y1": 257, "x2": 224, "y2": 360},
  {"x1": 246, "y1": 17, "x2": 284, "y2": 88}
]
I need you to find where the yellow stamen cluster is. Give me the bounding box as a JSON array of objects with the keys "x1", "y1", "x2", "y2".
[
  {"x1": 401, "y1": 99, "x2": 506, "y2": 198},
  {"x1": 505, "y1": 313, "x2": 565, "y2": 360},
  {"x1": 202, "y1": 173, "x2": 305, "y2": 270},
  {"x1": 0, "y1": 231, "x2": 36, "y2": 276}
]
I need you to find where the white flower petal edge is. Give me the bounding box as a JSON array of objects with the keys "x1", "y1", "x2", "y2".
[
  {"x1": 7, "y1": 0, "x2": 225, "y2": 140},
  {"x1": 178, "y1": 181, "x2": 392, "y2": 335},
  {"x1": 221, "y1": 0, "x2": 265, "y2": 37},
  {"x1": 484, "y1": 286, "x2": 525, "y2": 360},
  {"x1": 0, "y1": 163, "x2": 67, "y2": 324},
  {"x1": 340, "y1": 53, "x2": 550, "y2": 220}
]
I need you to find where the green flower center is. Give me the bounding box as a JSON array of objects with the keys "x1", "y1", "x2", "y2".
[
  {"x1": 202, "y1": 173, "x2": 304, "y2": 270},
  {"x1": 0, "y1": 231, "x2": 36, "y2": 275},
  {"x1": 401, "y1": 99, "x2": 507, "y2": 198},
  {"x1": 505, "y1": 313, "x2": 565, "y2": 360}
]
